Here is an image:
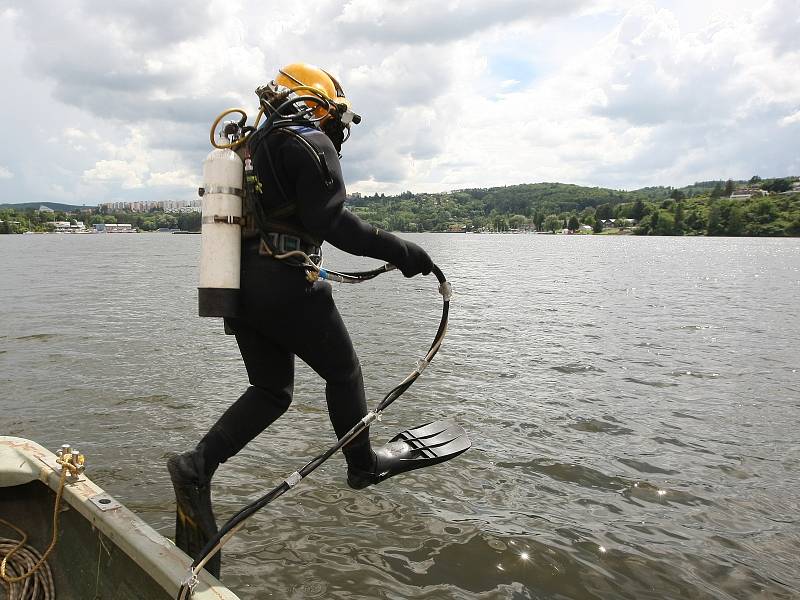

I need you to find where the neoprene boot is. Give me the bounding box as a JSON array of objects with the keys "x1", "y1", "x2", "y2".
[
  {"x1": 167, "y1": 449, "x2": 221, "y2": 578},
  {"x1": 343, "y1": 439, "x2": 378, "y2": 490}
]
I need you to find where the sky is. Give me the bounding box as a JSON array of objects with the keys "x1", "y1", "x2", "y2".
[{"x1": 0, "y1": 0, "x2": 798, "y2": 206}]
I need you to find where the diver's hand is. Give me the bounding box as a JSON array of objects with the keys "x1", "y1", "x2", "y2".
[{"x1": 397, "y1": 240, "x2": 433, "y2": 278}]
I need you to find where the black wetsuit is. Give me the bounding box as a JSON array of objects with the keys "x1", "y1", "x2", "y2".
[{"x1": 197, "y1": 123, "x2": 432, "y2": 474}]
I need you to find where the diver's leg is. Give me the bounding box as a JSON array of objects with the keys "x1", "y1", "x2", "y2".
[
  {"x1": 198, "y1": 323, "x2": 294, "y2": 470},
  {"x1": 168, "y1": 322, "x2": 294, "y2": 577},
  {"x1": 285, "y1": 281, "x2": 375, "y2": 473}
]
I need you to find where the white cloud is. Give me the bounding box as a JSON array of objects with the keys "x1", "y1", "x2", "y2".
[
  {"x1": 1, "y1": 0, "x2": 798, "y2": 205},
  {"x1": 147, "y1": 169, "x2": 198, "y2": 187},
  {"x1": 0, "y1": 165, "x2": 13, "y2": 179},
  {"x1": 780, "y1": 111, "x2": 800, "y2": 126},
  {"x1": 82, "y1": 160, "x2": 147, "y2": 189}
]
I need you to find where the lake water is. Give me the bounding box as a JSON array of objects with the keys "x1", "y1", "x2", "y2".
[{"x1": 1, "y1": 233, "x2": 798, "y2": 599}]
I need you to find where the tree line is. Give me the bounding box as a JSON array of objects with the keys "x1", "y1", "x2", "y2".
[
  {"x1": 0, "y1": 207, "x2": 201, "y2": 234},
  {"x1": 346, "y1": 177, "x2": 799, "y2": 237},
  {"x1": 2, "y1": 176, "x2": 798, "y2": 236}
]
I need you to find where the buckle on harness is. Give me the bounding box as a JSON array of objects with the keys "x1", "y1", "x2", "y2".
[
  {"x1": 260, "y1": 233, "x2": 321, "y2": 262},
  {"x1": 281, "y1": 234, "x2": 300, "y2": 252}
]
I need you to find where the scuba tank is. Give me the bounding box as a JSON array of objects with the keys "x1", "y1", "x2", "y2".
[
  {"x1": 196, "y1": 84, "x2": 347, "y2": 318},
  {"x1": 197, "y1": 124, "x2": 244, "y2": 318}
]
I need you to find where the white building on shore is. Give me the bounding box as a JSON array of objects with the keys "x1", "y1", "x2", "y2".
[
  {"x1": 49, "y1": 221, "x2": 86, "y2": 233},
  {"x1": 100, "y1": 199, "x2": 199, "y2": 213},
  {"x1": 94, "y1": 223, "x2": 135, "y2": 233}
]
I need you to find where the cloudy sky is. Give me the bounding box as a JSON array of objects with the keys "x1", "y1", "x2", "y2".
[{"x1": 0, "y1": 0, "x2": 798, "y2": 206}]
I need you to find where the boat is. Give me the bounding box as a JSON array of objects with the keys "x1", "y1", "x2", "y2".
[{"x1": 0, "y1": 436, "x2": 240, "y2": 599}]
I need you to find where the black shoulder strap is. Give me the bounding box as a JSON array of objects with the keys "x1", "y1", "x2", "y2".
[
  {"x1": 249, "y1": 124, "x2": 334, "y2": 214},
  {"x1": 275, "y1": 127, "x2": 335, "y2": 190}
]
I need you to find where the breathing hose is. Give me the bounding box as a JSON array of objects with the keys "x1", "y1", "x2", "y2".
[
  {"x1": 175, "y1": 265, "x2": 451, "y2": 599},
  {"x1": 209, "y1": 89, "x2": 332, "y2": 151}
]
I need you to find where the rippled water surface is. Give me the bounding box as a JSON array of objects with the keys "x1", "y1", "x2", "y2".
[{"x1": 1, "y1": 233, "x2": 799, "y2": 599}]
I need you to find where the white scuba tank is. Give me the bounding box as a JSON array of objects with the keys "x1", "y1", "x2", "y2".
[{"x1": 198, "y1": 146, "x2": 243, "y2": 317}]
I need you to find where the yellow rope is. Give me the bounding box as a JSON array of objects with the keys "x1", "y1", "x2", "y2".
[{"x1": 0, "y1": 462, "x2": 71, "y2": 585}]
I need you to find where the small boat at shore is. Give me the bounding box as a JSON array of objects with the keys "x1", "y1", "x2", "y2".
[{"x1": 0, "y1": 436, "x2": 240, "y2": 600}]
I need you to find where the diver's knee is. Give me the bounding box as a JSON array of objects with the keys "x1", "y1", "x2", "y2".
[
  {"x1": 244, "y1": 384, "x2": 292, "y2": 412},
  {"x1": 335, "y1": 361, "x2": 363, "y2": 387}
]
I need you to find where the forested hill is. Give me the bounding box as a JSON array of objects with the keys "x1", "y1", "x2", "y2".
[
  {"x1": 347, "y1": 182, "x2": 671, "y2": 231},
  {"x1": 0, "y1": 202, "x2": 87, "y2": 211},
  {"x1": 346, "y1": 177, "x2": 799, "y2": 236}
]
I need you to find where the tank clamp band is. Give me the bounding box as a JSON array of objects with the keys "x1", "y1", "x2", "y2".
[
  {"x1": 202, "y1": 215, "x2": 243, "y2": 225},
  {"x1": 438, "y1": 281, "x2": 453, "y2": 301},
  {"x1": 200, "y1": 185, "x2": 244, "y2": 197}
]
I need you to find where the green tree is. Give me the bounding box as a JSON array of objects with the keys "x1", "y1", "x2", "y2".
[
  {"x1": 669, "y1": 189, "x2": 686, "y2": 201},
  {"x1": 631, "y1": 199, "x2": 646, "y2": 222},
  {"x1": 685, "y1": 210, "x2": 704, "y2": 233},
  {"x1": 710, "y1": 183, "x2": 723, "y2": 199},
  {"x1": 650, "y1": 210, "x2": 660, "y2": 232},
  {"x1": 568, "y1": 214, "x2": 580, "y2": 231},
  {"x1": 543, "y1": 215, "x2": 561, "y2": 233},
  {"x1": 532, "y1": 210, "x2": 545, "y2": 231},
  {"x1": 726, "y1": 205, "x2": 744, "y2": 236},
  {"x1": 492, "y1": 215, "x2": 509, "y2": 232},
  {"x1": 724, "y1": 179, "x2": 735, "y2": 197},
  {"x1": 765, "y1": 178, "x2": 791, "y2": 193},
  {"x1": 593, "y1": 219, "x2": 603, "y2": 233},
  {"x1": 707, "y1": 203, "x2": 724, "y2": 235},
  {"x1": 673, "y1": 202, "x2": 684, "y2": 235},
  {"x1": 753, "y1": 198, "x2": 778, "y2": 223},
  {"x1": 156, "y1": 214, "x2": 178, "y2": 229},
  {"x1": 177, "y1": 212, "x2": 201, "y2": 231},
  {"x1": 508, "y1": 214, "x2": 527, "y2": 230},
  {"x1": 596, "y1": 203, "x2": 613, "y2": 220},
  {"x1": 653, "y1": 210, "x2": 675, "y2": 236}
]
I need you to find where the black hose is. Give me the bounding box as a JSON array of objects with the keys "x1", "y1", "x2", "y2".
[
  {"x1": 175, "y1": 265, "x2": 450, "y2": 599},
  {"x1": 263, "y1": 94, "x2": 329, "y2": 130}
]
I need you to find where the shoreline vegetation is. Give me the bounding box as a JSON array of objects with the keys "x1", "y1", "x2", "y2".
[{"x1": 2, "y1": 176, "x2": 798, "y2": 237}]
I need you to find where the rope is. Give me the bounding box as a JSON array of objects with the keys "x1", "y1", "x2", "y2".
[
  {"x1": 0, "y1": 458, "x2": 75, "y2": 599},
  {"x1": 0, "y1": 534, "x2": 55, "y2": 600}
]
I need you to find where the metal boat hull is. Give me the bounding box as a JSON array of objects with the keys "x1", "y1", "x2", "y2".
[{"x1": 0, "y1": 436, "x2": 240, "y2": 600}]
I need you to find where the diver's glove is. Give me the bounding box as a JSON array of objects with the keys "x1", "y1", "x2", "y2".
[{"x1": 396, "y1": 239, "x2": 433, "y2": 278}]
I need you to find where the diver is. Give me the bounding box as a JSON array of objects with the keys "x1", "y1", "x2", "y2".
[{"x1": 168, "y1": 63, "x2": 438, "y2": 578}]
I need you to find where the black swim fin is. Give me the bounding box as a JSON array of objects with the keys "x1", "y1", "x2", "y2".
[{"x1": 347, "y1": 419, "x2": 470, "y2": 490}]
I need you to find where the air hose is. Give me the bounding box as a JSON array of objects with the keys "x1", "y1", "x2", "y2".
[
  {"x1": 176, "y1": 265, "x2": 451, "y2": 599},
  {"x1": 209, "y1": 89, "x2": 332, "y2": 151}
]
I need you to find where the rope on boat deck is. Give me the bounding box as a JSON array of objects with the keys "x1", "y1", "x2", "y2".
[{"x1": 0, "y1": 455, "x2": 77, "y2": 599}]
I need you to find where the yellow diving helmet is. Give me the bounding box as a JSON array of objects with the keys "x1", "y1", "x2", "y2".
[{"x1": 274, "y1": 63, "x2": 360, "y2": 125}]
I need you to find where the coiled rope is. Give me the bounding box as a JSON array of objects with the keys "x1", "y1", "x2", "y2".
[
  {"x1": 1, "y1": 456, "x2": 76, "y2": 599},
  {"x1": 0, "y1": 528, "x2": 55, "y2": 600}
]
